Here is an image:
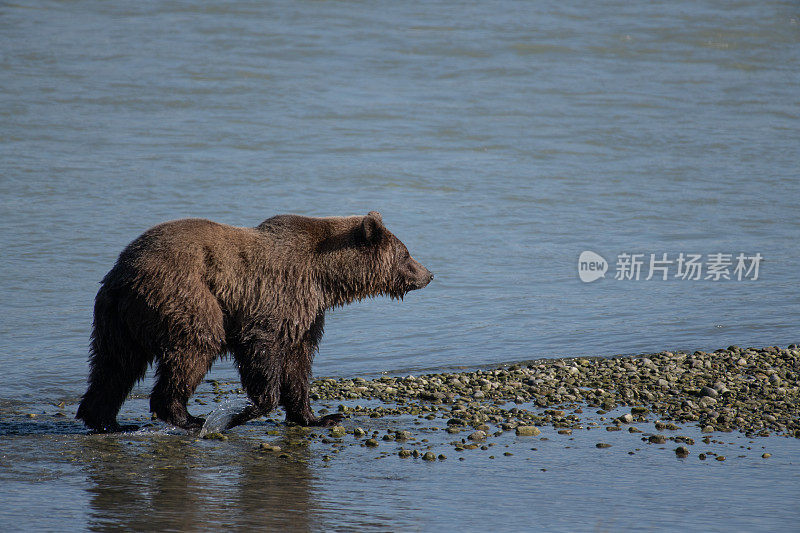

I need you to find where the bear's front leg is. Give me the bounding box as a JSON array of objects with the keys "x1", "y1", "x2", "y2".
[
  {"x1": 281, "y1": 343, "x2": 344, "y2": 427},
  {"x1": 232, "y1": 334, "x2": 281, "y2": 426},
  {"x1": 282, "y1": 373, "x2": 343, "y2": 427}
]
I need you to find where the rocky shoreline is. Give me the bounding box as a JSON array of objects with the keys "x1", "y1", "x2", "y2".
[{"x1": 298, "y1": 345, "x2": 799, "y2": 440}]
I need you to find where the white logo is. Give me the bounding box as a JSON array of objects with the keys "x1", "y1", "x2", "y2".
[{"x1": 578, "y1": 251, "x2": 608, "y2": 283}]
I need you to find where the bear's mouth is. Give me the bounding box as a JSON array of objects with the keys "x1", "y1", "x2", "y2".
[
  {"x1": 391, "y1": 272, "x2": 433, "y2": 298},
  {"x1": 411, "y1": 276, "x2": 432, "y2": 290}
]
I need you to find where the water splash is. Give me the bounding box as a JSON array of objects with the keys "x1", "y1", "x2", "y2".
[{"x1": 198, "y1": 397, "x2": 252, "y2": 437}]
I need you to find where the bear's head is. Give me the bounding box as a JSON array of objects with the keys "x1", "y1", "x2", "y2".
[
  {"x1": 302, "y1": 211, "x2": 433, "y2": 307},
  {"x1": 356, "y1": 211, "x2": 433, "y2": 299},
  {"x1": 359, "y1": 211, "x2": 434, "y2": 299}
]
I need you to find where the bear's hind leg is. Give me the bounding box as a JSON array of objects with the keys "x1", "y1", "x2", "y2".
[
  {"x1": 150, "y1": 347, "x2": 215, "y2": 431},
  {"x1": 77, "y1": 309, "x2": 149, "y2": 433}
]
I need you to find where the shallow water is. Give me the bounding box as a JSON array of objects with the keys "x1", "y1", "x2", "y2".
[
  {"x1": 2, "y1": 400, "x2": 798, "y2": 532},
  {"x1": 1, "y1": 0, "x2": 798, "y2": 530}
]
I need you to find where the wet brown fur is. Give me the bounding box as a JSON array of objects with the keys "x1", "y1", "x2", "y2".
[{"x1": 76, "y1": 212, "x2": 433, "y2": 432}]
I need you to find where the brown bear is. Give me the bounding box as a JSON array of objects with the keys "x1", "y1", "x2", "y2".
[{"x1": 76, "y1": 211, "x2": 433, "y2": 433}]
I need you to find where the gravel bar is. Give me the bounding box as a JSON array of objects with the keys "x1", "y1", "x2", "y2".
[{"x1": 308, "y1": 345, "x2": 799, "y2": 438}]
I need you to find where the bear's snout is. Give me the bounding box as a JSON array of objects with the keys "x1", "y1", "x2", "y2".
[{"x1": 413, "y1": 264, "x2": 434, "y2": 290}]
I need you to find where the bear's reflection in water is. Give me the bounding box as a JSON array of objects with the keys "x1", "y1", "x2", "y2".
[{"x1": 79, "y1": 434, "x2": 312, "y2": 531}]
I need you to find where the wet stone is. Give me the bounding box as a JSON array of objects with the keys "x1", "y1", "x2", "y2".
[
  {"x1": 468, "y1": 430, "x2": 487, "y2": 441},
  {"x1": 700, "y1": 386, "x2": 718, "y2": 398},
  {"x1": 515, "y1": 426, "x2": 541, "y2": 437},
  {"x1": 329, "y1": 426, "x2": 346, "y2": 438}
]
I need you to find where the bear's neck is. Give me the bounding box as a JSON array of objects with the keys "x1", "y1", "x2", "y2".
[{"x1": 316, "y1": 252, "x2": 389, "y2": 310}]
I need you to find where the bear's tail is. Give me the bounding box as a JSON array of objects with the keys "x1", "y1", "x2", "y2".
[{"x1": 76, "y1": 283, "x2": 150, "y2": 432}]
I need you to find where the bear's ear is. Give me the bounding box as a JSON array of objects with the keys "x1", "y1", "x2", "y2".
[{"x1": 361, "y1": 211, "x2": 384, "y2": 243}]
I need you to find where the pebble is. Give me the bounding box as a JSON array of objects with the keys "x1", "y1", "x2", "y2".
[
  {"x1": 596, "y1": 443, "x2": 612, "y2": 448},
  {"x1": 329, "y1": 426, "x2": 346, "y2": 438},
  {"x1": 675, "y1": 446, "x2": 689, "y2": 457},
  {"x1": 648, "y1": 435, "x2": 667, "y2": 444},
  {"x1": 698, "y1": 396, "x2": 717, "y2": 408},
  {"x1": 700, "y1": 386, "x2": 718, "y2": 398},
  {"x1": 761, "y1": 453, "x2": 771, "y2": 459},
  {"x1": 422, "y1": 452, "x2": 437, "y2": 461},
  {"x1": 468, "y1": 430, "x2": 487, "y2": 441},
  {"x1": 515, "y1": 426, "x2": 541, "y2": 437}
]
